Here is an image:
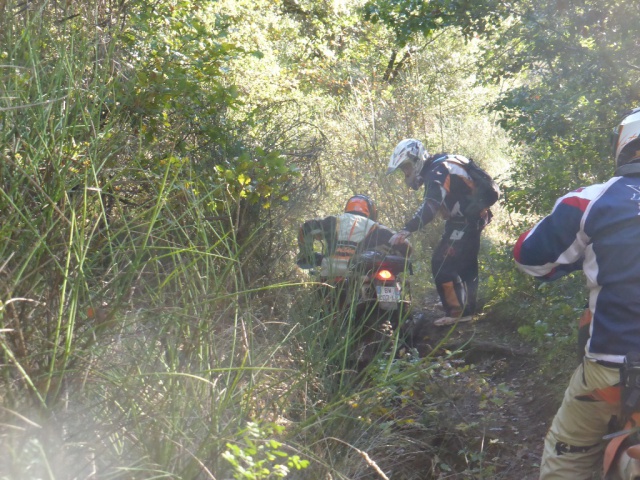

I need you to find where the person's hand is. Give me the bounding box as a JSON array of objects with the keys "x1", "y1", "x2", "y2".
[{"x1": 389, "y1": 230, "x2": 411, "y2": 246}]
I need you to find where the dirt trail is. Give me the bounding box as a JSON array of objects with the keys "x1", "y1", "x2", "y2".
[{"x1": 404, "y1": 297, "x2": 564, "y2": 479}]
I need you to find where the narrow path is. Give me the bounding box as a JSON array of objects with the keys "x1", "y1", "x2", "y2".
[{"x1": 404, "y1": 299, "x2": 560, "y2": 479}]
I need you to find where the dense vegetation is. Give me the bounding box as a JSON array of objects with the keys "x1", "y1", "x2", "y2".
[{"x1": 1, "y1": 0, "x2": 639, "y2": 478}]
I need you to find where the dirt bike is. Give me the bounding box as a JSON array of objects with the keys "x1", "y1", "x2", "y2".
[
  {"x1": 298, "y1": 249, "x2": 413, "y2": 371},
  {"x1": 602, "y1": 352, "x2": 640, "y2": 479}
]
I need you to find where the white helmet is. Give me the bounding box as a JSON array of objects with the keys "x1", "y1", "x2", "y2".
[
  {"x1": 612, "y1": 107, "x2": 640, "y2": 167},
  {"x1": 387, "y1": 139, "x2": 428, "y2": 176}
]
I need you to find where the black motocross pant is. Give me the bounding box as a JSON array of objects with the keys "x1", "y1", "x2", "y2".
[{"x1": 431, "y1": 219, "x2": 482, "y2": 317}]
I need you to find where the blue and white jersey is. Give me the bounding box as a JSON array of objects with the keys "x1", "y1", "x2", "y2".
[{"x1": 514, "y1": 175, "x2": 640, "y2": 364}]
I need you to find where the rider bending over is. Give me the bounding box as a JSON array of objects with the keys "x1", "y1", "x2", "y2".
[{"x1": 297, "y1": 194, "x2": 411, "y2": 281}]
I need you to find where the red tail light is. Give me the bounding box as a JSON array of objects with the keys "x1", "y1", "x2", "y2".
[{"x1": 375, "y1": 269, "x2": 395, "y2": 281}]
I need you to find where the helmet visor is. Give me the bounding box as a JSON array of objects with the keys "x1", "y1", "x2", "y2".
[{"x1": 611, "y1": 126, "x2": 620, "y2": 159}]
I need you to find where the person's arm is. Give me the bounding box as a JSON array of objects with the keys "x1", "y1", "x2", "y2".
[
  {"x1": 405, "y1": 165, "x2": 448, "y2": 232},
  {"x1": 514, "y1": 190, "x2": 589, "y2": 281},
  {"x1": 403, "y1": 196, "x2": 441, "y2": 233},
  {"x1": 390, "y1": 166, "x2": 447, "y2": 246}
]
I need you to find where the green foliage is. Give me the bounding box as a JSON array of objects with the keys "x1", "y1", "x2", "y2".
[
  {"x1": 361, "y1": 0, "x2": 640, "y2": 215},
  {"x1": 117, "y1": 0, "x2": 243, "y2": 144},
  {"x1": 212, "y1": 149, "x2": 300, "y2": 212},
  {"x1": 222, "y1": 422, "x2": 309, "y2": 479},
  {"x1": 482, "y1": 238, "x2": 585, "y2": 355},
  {"x1": 484, "y1": 0, "x2": 640, "y2": 214},
  {"x1": 362, "y1": 0, "x2": 504, "y2": 46},
  {"x1": 1, "y1": 0, "x2": 614, "y2": 477},
  {"x1": 0, "y1": 1, "x2": 314, "y2": 476}
]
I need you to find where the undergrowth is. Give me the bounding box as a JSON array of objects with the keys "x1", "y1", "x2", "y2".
[{"x1": 0, "y1": 2, "x2": 575, "y2": 479}]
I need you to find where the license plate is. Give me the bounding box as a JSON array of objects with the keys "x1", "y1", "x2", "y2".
[{"x1": 376, "y1": 285, "x2": 400, "y2": 303}]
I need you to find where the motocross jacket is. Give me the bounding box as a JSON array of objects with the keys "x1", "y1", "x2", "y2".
[
  {"x1": 404, "y1": 154, "x2": 491, "y2": 233},
  {"x1": 514, "y1": 174, "x2": 640, "y2": 364},
  {"x1": 298, "y1": 212, "x2": 408, "y2": 278}
]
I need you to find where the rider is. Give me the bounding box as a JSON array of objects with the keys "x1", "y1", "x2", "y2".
[
  {"x1": 514, "y1": 107, "x2": 640, "y2": 479},
  {"x1": 297, "y1": 194, "x2": 411, "y2": 280},
  {"x1": 386, "y1": 139, "x2": 493, "y2": 326}
]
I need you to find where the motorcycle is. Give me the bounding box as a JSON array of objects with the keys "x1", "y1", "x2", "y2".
[
  {"x1": 602, "y1": 352, "x2": 640, "y2": 479},
  {"x1": 298, "y1": 249, "x2": 414, "y2": 371}
]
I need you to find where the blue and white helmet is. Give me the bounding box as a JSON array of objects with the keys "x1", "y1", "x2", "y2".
[{"x1": 387, "y1": 138, "x2": 428, "y2": 177}]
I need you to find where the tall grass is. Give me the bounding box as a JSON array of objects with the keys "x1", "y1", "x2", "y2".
[
  {"x1": 0, "y1": 3, "x2": 493, "y2": 480},
  {"x1": 0, "y1": 2, "x2": 276, "y2": 477}
]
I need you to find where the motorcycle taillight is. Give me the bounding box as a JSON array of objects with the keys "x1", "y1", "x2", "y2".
[{"x1": 375, "y1": 269, "x2": 395, "y2": 281}]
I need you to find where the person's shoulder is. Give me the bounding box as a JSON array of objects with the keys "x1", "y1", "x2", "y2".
[
  {"x1": 566, "y1": 179, "x2": 619, "y2": 197},
  {"x1": 430, "y1": 153, "x2": 470, "y2": 164},
  {"x1": 428, "y1": 152, "x2": 450, "y2": 165},
  {"x1": 428, "y1": 153, "x2": 470, "y2": 177},
  {"x1": 339, "y1": 212, "x2": 366, "y2": 221},
  {"x1": 424, "y1": 153, "x2": 450, "y2": 174},
  {"x1": 553, "y1": 181, "x2": 616, "y2": 211}
]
